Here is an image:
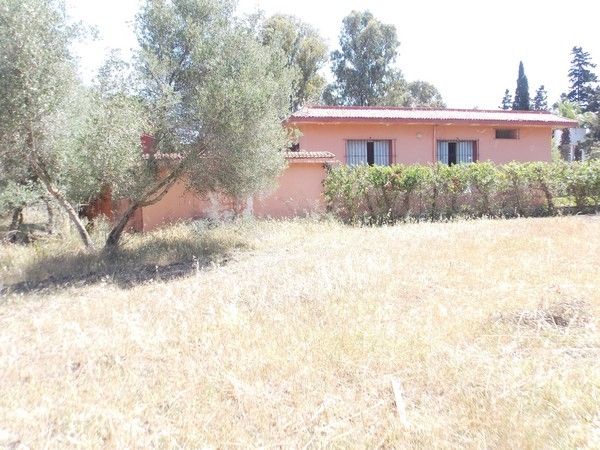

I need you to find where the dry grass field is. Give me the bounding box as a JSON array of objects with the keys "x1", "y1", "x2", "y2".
[{"x1": 1, "y1": 216, "x2": 599, "y2": 448}]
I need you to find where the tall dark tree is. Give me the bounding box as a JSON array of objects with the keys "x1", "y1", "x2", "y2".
[
  {"x1": 500, "y1": 89, "x2": 512, "y2": 110},
  {"x1": 533, "y1": 85, "x2": 548, "y2": 111},
  {"x1": 559, "y1": 128, "x2": 571, "y2": 160},
  {"x1": 556, "y1": 100, "x2": 580, "y2": 161},
  {"x1": 587, "y1": 85, "x2": 600, "y2": 114},
  {"x1": 577, "y1": 113, "x2": 600, "y2": 159},
  {"x1": 567, "y1": 46, "x2": 598, "y2": 112},
  {"x1": 512, "y1": 61, "x2": 530, "y2": 110},
  {"x1": 325, "y1": 10, "x2": 400, "y2": 106}
]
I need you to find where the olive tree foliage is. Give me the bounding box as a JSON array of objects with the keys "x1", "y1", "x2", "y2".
[
  {"x1": 0, "y1": 156, "x2": 44, "y2": 231},
  {"x1": 0, "y1": 0, "x2": 95, "y2": 245},
  {"x1": 259, "y1": 14, "x2": 328, "y2": 111},
  {"x1": 0, "y1": 0, "x2": 150, "y2": 249},
  {"x1": 104, "y1": 0, "x2": 295, "y2": 247},
  {"x1": 58, "y1": 58, "x2": 150, "y2": 206},
  {"x1": 0, "y1": 130, "x2": 44, "y2": 231},
  {"x1": 1, "y1": 0, "x2": 293, "y2": 250}
]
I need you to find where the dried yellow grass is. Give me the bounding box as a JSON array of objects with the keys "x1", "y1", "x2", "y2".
[{"x1": 1, "y1": 216, "x2": 599, "y2": 448}]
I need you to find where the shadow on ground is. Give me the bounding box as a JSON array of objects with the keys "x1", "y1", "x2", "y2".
[{"x1": 2, "y1": 232, "x2": 247, "y2": 294}]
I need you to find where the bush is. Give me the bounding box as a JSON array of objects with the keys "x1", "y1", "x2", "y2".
[{"x1": 323, "y1": 161, "x2": 600, "y2": 224}]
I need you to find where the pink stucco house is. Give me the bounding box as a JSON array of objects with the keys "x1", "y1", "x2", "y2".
[{"x1": 124, "y1": 106, "x2": 577, "y2": 230}]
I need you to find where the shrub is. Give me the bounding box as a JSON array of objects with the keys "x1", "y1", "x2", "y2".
[
  {"x1": 323, "y1": 161, "x2": 600, "y2": 224},
  {"x1": 464, "y1": 162, "x2": 502, "y2": 217},
  {"x1": 563, "y1": 161, "x2": 600, "y2": 212}
]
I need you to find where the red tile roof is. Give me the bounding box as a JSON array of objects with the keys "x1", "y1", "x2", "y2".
[
  {"x1": 284, "y1": 151, "x2": 336, "y2": 160},
  {"x1": 289, "y1": 106, "x2": 577, "y2": 127}
]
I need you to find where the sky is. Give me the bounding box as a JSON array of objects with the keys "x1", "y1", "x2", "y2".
[{"x1": 67, "y1": 0, "x2": 600, "y2": 109}]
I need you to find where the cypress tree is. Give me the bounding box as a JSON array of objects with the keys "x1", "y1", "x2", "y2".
[
  {"x1": 500, "y1": 89, "x2": 512, "y2": 110},
  {"x1": 512, "y1": 61, "x2": 530, "y2": 110}
]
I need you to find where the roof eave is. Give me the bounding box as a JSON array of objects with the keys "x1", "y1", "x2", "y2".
[
  {"x1": 287, "y1": 117, "x2": 578, "y2": 128},
  {"x1": 286, "y1": 158, "x2": 337, "y2": 164}
]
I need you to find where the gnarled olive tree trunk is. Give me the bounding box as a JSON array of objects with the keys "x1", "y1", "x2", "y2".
[{"x1": 105, "y1": 164, "x2": 183, "y2": 249}]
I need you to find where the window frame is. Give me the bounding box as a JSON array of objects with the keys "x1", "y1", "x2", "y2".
[
  {"x1": 495, "y1": 128, "x2": 519, "y2": 140},
  {"x1": 436, "y1": 139, "x2": 478, "y2": 165},
  {"x1": 345, "y1": 139, "x2": 394, "y2": 166}
]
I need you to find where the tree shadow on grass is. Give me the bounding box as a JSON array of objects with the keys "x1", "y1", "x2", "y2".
[{"x1": 2, "y1": 230, "x2": 248, "y2": 294}]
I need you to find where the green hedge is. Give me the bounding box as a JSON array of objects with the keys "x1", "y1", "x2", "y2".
[{"x1": 323, "y1": 161, "x2": 600, "y2": 224}]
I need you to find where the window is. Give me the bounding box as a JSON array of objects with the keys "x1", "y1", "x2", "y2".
[
  {"x1": 495, "y1": 129, "x2": 519, "y2": 139},
  {"x1": 437, "y1": 140, "x2": 476, "y2": 165},
  {"x1": 346, "y1": 140, "x2": 391, "y2": 166}
]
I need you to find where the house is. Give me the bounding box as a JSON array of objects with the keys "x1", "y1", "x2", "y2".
[{"x1": 118, "y1": 106, "x2": 578, "y2": 231}]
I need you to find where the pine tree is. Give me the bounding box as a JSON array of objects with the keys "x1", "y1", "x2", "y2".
[
  {"x1": 500, "y1": 89, "x2": 512, "y2": 110},
  {"x1": 533, "y1": 85, "x2": 548, "y2": 111},
  {"x1": 567, "y1": 46, "x2": 598, "y2": 112},
  {"x1": 588, "y1": 86, "x2": 600, "y2": 114},
  {"x1": 512, "y1": 61, "x2": 530, "y2": 110}
]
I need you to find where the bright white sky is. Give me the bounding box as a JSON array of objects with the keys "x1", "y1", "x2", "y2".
[{"x1": 67, "y1": 0, "x2": 600, "y2": 109}]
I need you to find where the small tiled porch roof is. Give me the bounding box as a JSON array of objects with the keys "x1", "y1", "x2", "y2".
[
  {"x1": 284, "y1": 151, "x2": 336, "y2": 160},
  {"x1": 289, "y1": 106, "x2": 578, "y2": 128}
]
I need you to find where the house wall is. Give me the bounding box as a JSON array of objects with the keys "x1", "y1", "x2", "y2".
[
  {"x1": 140, "y1": 181, "x2": 235, "y2": 231},
  {"x1": 136, "y1": 162, "x2": 328, "y2": 230},
  {"x1": 295, "y1": 122, "x2": 553, "y2": 164},
  {"x1": 252, "y1": 162, "x2": 328, "y2": 218},
  {"x1": 125, "y1": 122, "x2": 554, "y2": 231}
]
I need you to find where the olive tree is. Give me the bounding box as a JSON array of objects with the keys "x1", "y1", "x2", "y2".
[
  {"x1": 1, "y1": 0, "x2": 293, "y2": 251},
  {"x1": 105, "y1": 0, "x2": 294, "y2": 248},
  {"x1": 57, "y1": 80, "x2": 150, "y2": 211},
  {"x1": 0, "y1": 0, "x2": 97, "y2": 246},
  {"x1": 0, "y1": 158, "x2": 44, "y2": 232},
  {"x1": 0, "y1": 0, "x2": 149, "y2": 249}
]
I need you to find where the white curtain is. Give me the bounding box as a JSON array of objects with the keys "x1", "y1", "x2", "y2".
[
  {"x1": 437, "y1": 141, "x2": 474, "y2": 164},
  {"x1": 346, "y1": 140, "x2": 368, "y2": 166},
  {"x1": 346, "y1": 140, "x2": 390, "y2": 166},
  {"x1": 374, "y1": 140, "x2": 390, "y2": 165},
  {"x1": 457, "y1": 141, "x2": 474, "y2": 163},
  {"x1": 437, "y1": 141, "x2": 449, "y2": 164}
]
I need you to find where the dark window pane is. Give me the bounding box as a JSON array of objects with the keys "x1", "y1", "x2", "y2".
[
  {"x1": 448, "y1": 142, "x2": 457, "y2": 165},
  {"x1": 495, "y1": 129, "x2": 518, "y2": 139},
  {"x1": 367, "y1": 141, "x2": 375, "y2": 166}
]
